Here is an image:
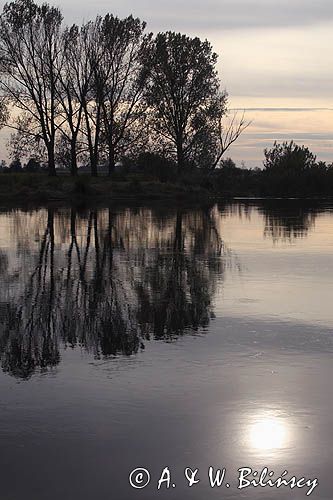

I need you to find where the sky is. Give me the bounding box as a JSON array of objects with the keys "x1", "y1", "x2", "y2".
[{"x1": 0, "y1": 0, "x2": 332, "y2": 166}]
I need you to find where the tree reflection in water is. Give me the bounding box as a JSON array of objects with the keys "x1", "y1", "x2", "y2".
[
  {"x1": 260, "y1": 199, "x2": 323, "y2": 242},
  {"x1": 0, "y1": 206, "x2": 228, "y2": 378},
  {"x1": 217, "y1": 199, "x2": 324, "y2": 242}
]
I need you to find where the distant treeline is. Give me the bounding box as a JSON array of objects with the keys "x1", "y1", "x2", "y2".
[
  {"x1": 0, "y1": 0, "x2": 250, "y2": 177},
  {"x1": 213, "y1": 142, "x2": 333, "y2": 197}
]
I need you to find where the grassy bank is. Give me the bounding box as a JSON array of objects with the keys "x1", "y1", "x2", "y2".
[
  {"x1": 0, "y1": 172, "x2": 212, "y2": 203},
  {"x1": 1, "y1": 167, "x2": 333, "y2": 203}
]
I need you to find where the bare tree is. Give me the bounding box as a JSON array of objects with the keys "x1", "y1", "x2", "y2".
[
  {"x1": 212, "y1": 110, "x2": 251, "y2": 168},
  {"x1": 55, "y1": 23, "x2": 101, "y2": 176},
  {"x1": 6, "y1": 112, "x2": 47, "y2": 162},
  {"x1": 0, "y1": 0, "x2": 63, "y2": 176},
  {"x1": 97, "y1": 15, "x2": 150, "y2": 175},
  {"x1": 55, "y1": 26, "x2": 83, "y2": 175},
  {"x1": 79, "y1": 18, "x2": 107, "y2": 177}
]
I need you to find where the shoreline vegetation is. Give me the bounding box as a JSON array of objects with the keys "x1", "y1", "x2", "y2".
[
  {"x1": 1, "y1": 160, "x2": 333, "y2": 203},
  {"x1": 0, "y1": 1, "x2": 332, "y2": 200},
  {"x1": 1, "y1": 143, "x2": 333, "y2": 202}
]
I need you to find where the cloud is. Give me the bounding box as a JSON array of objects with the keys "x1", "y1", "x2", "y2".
[
  {"x1": 227, "y1": 107, "x2": 333, "y2": 166},
  {"x1": 53, "y1": 0, "x2": 333, "y2": 31},
  {"x1": 234, "y1": 108, "x2": 333, "y2": 112}
]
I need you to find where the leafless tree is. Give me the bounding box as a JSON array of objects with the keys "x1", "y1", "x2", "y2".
[
  {"x1": 212, "y1": 110, "x2": 251, "y2": 168},
  {"x1": 0, "y1": 0, "x2": 64, "y2": 175},
  {"x1": 78, "y1": 18, "x2": 107, "y2": 177},
  {"x1": 97, "y1": 15, "x2": 150, "y2": 175},
  {"x1": 55, "y1": 22, "x2": 103, "y2": 175}
]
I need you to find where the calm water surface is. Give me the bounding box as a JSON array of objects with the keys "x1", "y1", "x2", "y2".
[{"x1": 0, "y1": 200, "x2": 332, "y2": 500}]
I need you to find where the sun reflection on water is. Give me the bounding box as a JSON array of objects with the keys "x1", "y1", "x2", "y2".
[
  {"x1": 249, "y1": 417, "x2": 288, "y2": 450},
  {"x1": 244, "y1": 410, "x2": 293, "y2": 455}
]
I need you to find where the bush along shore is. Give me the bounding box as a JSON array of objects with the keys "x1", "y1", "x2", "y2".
[{"x1": 1, "y1": 146, "x2": 333, "y2": 202}]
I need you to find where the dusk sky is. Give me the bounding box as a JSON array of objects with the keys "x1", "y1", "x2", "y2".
[{"x1": 0, "y1": 0, "x2": 332, "y2": 166}]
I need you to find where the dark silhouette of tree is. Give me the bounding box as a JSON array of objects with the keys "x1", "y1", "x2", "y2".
[
  {"x1": 0, "y1": 0, "x2": 63, "y2": 176},
  {"x1": 97, "y1": 15, "x2": 150, "y2": 175},
  {"x1": 264, "y1": 141, "x2": 317, "y2": 172},
  {"x1": 212, "y1": 111, "x2": 251, "y2": 168},
  {"x1": 79, "y1": 19, "x2": 108, "y2": 177},
  {"x1": 55, "y1": 21, "x2": 103, "y2": 176},
  {"x1": 220, "y1": 157, "x2": 237, "y2": 171},
  {"x1": 55, "y1": 26, "x2": 84, "y2": 175},
  {"x1": 9, "y1": 157, "x2": 22, "y2": 171},
  {"x1": 145, "y1": 31, "x2": 226, "y2": 171},
  {"x1": 25, "y1": 157, "x2": 41, "y2": 172}
]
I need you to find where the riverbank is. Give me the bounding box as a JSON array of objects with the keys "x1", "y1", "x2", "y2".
[
  {"x1": 1, "y1": 169, "x2": 333, "y2": 202},
  {"x1": 0, "y1": 173, "x2": 212, "y2": 203}
]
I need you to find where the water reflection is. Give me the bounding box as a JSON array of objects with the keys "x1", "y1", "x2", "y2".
[
  {"x1": 0, "y1": 206, "x2": 227, "y2": 378},
  {"x1": 260, "y1": 200, "x2": 324, "y2": 242},
  {"x1": 0, "y1": 200, "x2": 330, "y2": 379},
  {"x1": 218, "y1": 199, "x2": 326, "y2": 242},
  {"x1": 248, "y1": 414, "x2": 289, "y2": 451},
  {"x1": 0, "y1": 201, "x2": 332, "y2": 500}
]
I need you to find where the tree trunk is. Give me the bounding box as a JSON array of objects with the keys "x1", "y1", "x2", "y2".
[
  {"x1": 48, "y1": 144, "x2": 57, "y2": 176},
  {"x1": 70, "y1": 140, "x2": 78, "y2": 176},
  {"x1": 91, "y1": 155, "x2": 98, "y2": 177},
  {"x1": 176, "y1": 139, "x2": 185, "y2": 174},
  {"x1": 108, "y1": 144, "x2": 115, "y2": 176}
]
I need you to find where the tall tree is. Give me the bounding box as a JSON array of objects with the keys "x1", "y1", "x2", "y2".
[
  {"x1": 0, "y1": 0, "x2": 63, "y2": 176},
  {"x1": 145, "y1": 32, "x2": 226, "y2": 171},
  {"x1": 55, "y1": 25, "x2": 84, "y2": 176},
  {"x1": 98, "y1": 15, "x2": 150, "y2": 175},
  {"x1": 75, "y1": 18, "x2": 108, "y2": 177},
  {"x1": 57, "y1": 21, "x2": 108, "y2": 177}
]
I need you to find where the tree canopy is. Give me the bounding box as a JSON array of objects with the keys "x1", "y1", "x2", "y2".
[
  {"x1": 264, "y1": 141, "x2": 317, "y2": 172},
  {"x1": 145, "y1": 32, "x2": 226, "y2": 170}
]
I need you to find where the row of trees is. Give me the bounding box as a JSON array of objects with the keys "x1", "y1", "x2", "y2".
[{"x1": 0, "y1": 0, "x2": 249, "y2": 176}]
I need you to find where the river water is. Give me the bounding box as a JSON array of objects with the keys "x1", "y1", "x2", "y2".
[{"x1": 0, "y1": 200, "x2": 332, "y2": 500}]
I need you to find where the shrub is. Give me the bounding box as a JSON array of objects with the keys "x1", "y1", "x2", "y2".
[{"x1": 264, "y1": 141, "x2": 316, "y2": 173}]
